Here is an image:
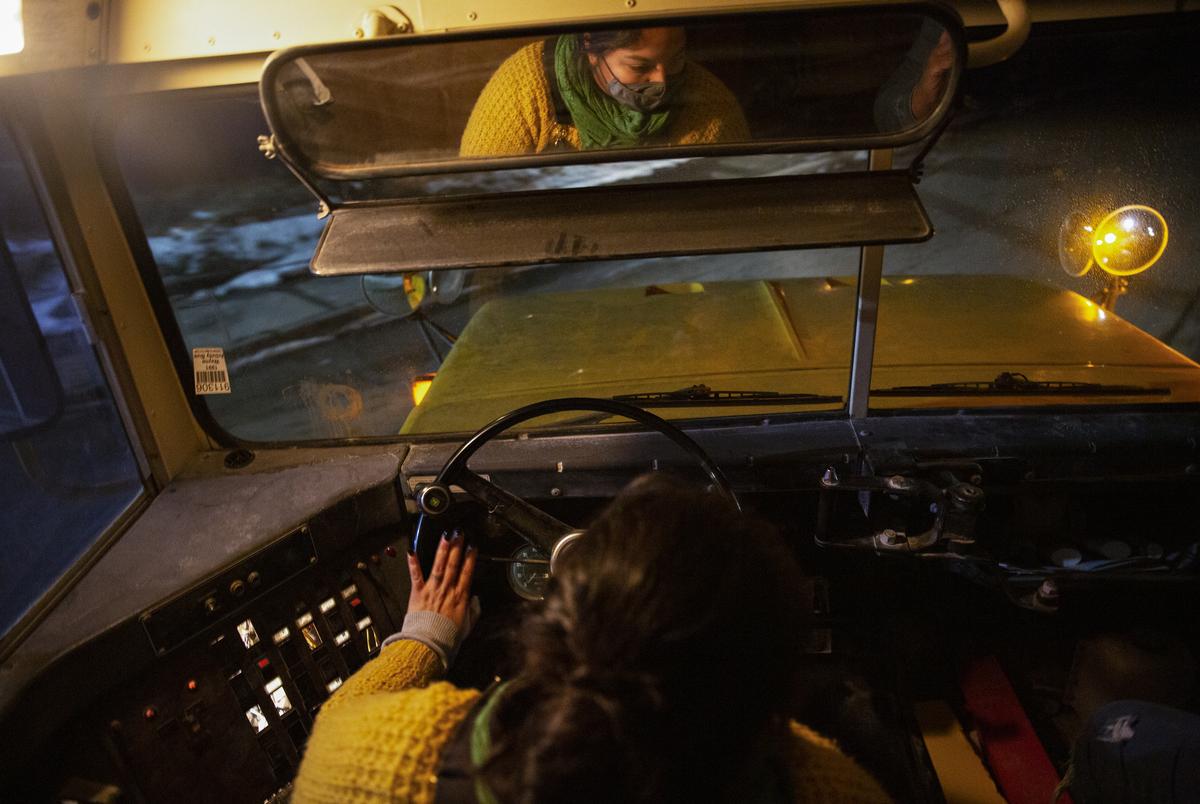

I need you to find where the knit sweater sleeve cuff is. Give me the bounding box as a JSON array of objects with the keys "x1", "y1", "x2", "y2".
[{"x1": 382, "y1": 610, "x2": 460, "y2": 669}]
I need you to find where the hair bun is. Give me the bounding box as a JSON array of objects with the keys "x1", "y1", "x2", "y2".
[
  {"x1": 566, "y1": 665, "x2": 664, "y2": 712},
  {"x1": 513, "y1": 684, "x2": 638, "y2": 802}
]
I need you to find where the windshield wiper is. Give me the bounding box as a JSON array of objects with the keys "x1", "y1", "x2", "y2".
[
  {"x1": 872, "y1": 372, "x2": 1170, "y2": 397},
  {"x1": 612, "y1": 384, "x2": 841, "y2": 407}
]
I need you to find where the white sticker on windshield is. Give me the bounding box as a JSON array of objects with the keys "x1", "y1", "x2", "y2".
[{"x1": 193, "y1": 347, "x2": 231, "y2": 394}]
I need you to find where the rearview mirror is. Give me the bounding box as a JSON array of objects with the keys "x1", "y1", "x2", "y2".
[{"x1": 261, "y1": 4, "x2": 963, "y2": 180}]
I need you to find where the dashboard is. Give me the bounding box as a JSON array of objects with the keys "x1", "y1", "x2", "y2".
[
  {"x1": 53, "y1": 523, "x2": 407, "y2": 803},
  {"x1": 3, "y1": 409, "x2": 1200, "y2": 802}
]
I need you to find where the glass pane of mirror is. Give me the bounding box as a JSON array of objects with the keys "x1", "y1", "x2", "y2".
[{"x1": 264, "y1": 8, "x2": 959, "y2": 178}]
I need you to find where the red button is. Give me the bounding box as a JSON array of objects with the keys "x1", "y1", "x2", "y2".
[
  {"x1": 257, "y1": 657, "x2": 270, "y2": 669},
  {"x1": 384, "y1": 546, "x2": 397, "y2": 558}
]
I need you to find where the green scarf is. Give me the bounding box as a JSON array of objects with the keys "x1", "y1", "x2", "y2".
[
  {"x1": 553, "y1": 35, "x2": 673, "y2": 150},
  {"x1": 469, "y1": 681, "x2": 508, "y2": 804}
]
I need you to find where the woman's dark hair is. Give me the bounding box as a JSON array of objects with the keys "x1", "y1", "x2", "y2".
[
  {"x1": 480, "y1": 474, "x2": 807, "y2": 803},
  {"x1": 577, "y1": 29, "x2": 643, "y2": 56}
]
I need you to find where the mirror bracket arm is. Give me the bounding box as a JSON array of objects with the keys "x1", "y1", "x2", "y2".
[
  {"x1": 907, "y1": 97, "x2": 959, "y2": 184},
  {"x1": 269, "y1": 138, "x2": 334, "y2": 220},
  {"x1": 360, "y1": 6, "x2": 414, "y2": 39}
]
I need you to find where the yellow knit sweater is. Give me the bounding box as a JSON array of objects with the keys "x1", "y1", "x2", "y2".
[
  {"x1": 292, "y1": 640, "x2": 892, "y2": 803},
  {"x1": 460, "y1": 39, "x2": 751, "y2": 157}
]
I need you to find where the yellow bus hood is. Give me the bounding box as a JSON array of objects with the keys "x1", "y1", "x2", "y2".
[{"x1": 401, "y1": 275, "x2": 1200, "y2": 435}]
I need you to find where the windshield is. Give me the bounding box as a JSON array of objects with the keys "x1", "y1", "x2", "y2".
[{"x1": 110, "y1": 14, "x2": 1200, "y2": 444}]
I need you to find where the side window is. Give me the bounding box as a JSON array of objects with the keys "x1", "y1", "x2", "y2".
[{"x1": 0, "y1": 121, "x2": 143, "y2": 637}]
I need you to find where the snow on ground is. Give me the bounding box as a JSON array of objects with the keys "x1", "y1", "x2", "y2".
[
  {"x1": 191, "y1": 258, "x2": 312, "y2": 299},
  {"x1": 148, "y1": 212, "x2": 324, "y2": 283}
]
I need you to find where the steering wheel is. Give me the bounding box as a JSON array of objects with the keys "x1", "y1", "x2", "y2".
[{"x1": 411, "y1": 398, "x2": 739, "y2": 579}]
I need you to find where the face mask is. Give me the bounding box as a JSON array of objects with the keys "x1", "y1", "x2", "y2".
[{"x1": 600, "y1": 56, "x2": 671, "y2": 112}]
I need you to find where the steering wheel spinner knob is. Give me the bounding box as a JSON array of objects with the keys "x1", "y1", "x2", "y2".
[{"x1": 417, "y1": 483, "x2": 452, "y2": 516}]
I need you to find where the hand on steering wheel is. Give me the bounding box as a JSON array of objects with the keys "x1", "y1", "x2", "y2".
[{"x1": 405, "y1": 530, "x2": 477, "y2": 630}]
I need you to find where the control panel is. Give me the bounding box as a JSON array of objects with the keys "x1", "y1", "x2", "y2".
[
  {"x1": 83, "y1": 525, "x2": 410, "y2": 803},
  {"x1": 140, "y1": 526, "x2": 319, "y2": 655}
]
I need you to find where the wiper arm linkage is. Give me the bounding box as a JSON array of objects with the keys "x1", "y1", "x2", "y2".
[
  {"x1": 872, "y1": 372, "x2": 1169, "y2": 397},
  {"x1": 613, "y1": 384, "x2": 841, "y2": 407}
]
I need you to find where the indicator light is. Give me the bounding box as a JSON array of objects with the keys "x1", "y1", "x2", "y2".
[
  {"x1": 302, "y1": 623, "x2": 323, "y2": 651},
  {"x1": 186, "y1": 679, "x2": 198, "y2": 692},
  {"x1": 257, "y1": 657, "x2": 271, "y2": 670},
  {"x1": 245, "y1": 705, "x2": 268, "y2": 733},
  {"x1": 364, "y1": 625, "x2": 380, "y2": 654},
  {"x1": 143, "y1": 706, "x2": 157, "y2": 720},
  {"x1": 265, "y1": 678, "x2": 293, "y2": 716},
  {"x1": 402, "y1": 273, "x2": 426, "y2": 310},
  {"x1": 237, "y1": 619, "x2": 260, "y2": 648},
  {"x1": 411, "y1": 373, "x2": 436, "y2": 406}
]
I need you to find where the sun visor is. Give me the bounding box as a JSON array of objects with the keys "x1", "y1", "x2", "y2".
[{"x1": 310, "y1": 171, "x2": 931, "y2": 275}]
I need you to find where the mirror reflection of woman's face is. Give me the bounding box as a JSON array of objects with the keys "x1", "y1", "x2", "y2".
[{"x1": 589, "y1": 27, "x2": 687, "y2": 88}]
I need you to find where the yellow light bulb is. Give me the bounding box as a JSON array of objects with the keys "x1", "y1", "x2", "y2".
[{"x1": 1091, "y1": 204, "x2": 1168, "y2": 277}]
